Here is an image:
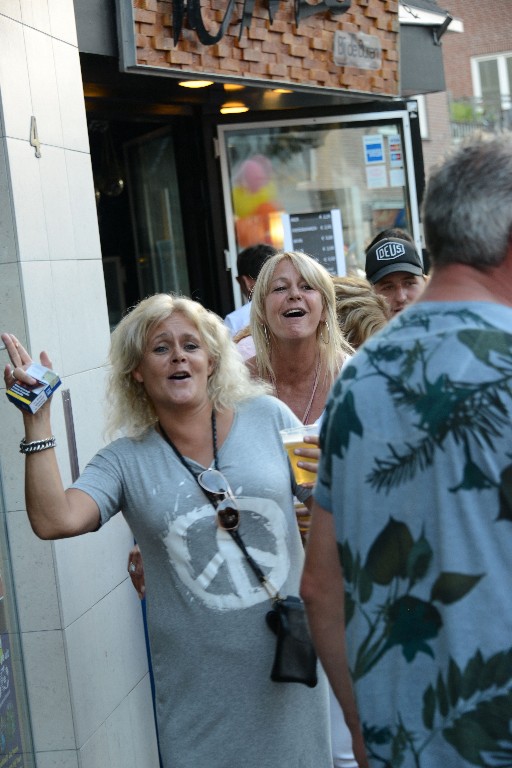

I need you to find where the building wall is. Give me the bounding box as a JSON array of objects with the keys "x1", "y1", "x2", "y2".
[
  {"x1": 441, "y1": 0, "x2": 512, "y2": 99},
  {"x1": 421, "y1": 90, "x2": 452, "y2": 176},
  {"x1": 0, "y1": 2, "x2": 159, "y2": 766},
  {"x1": 418, "y1": 0, "x2": 512, "y2": 178},
  {"x1": 132, "y1": 0, "x2": 400, "y2": 94}
]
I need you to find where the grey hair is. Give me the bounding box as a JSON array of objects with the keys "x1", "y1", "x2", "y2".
[
  {"x1": 250, "y1": 250, "x2": 353, "y2": 386},
  {"x1": 106, "y1": 293, "x2": 269, "y2": 439},
  {"x1": 422, "y1": 133, "x2": 512, "y2": 268}
]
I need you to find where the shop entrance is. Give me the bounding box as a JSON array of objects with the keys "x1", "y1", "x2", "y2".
[
  {"x1": 91, "y1": 122, "x2": 190, "y2": 329},
  {"x1": 89, "y1": 115, "x2": 221, "y2": 329}
]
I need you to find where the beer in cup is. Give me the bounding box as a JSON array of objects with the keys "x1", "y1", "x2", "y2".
[{"x1": 279, "y1": 425, "x2": 319, "y2": 485}]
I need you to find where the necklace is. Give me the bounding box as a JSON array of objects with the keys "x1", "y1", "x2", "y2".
[{"x1": 270, "y1": 357, "x2": 321, "y2": 425}]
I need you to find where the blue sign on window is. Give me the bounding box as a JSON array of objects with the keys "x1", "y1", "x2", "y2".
[{"x1": 363, "y1": 135, "x2": 385, "y2": 164}]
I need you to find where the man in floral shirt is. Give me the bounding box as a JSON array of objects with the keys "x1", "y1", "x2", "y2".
[{"x1": 302, "y1": 134, "x2": 512, "y2": 768}]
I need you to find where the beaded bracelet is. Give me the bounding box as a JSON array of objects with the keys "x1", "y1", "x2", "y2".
[{"x1": 19, "y1": 437, "x2": 56, "y2": 454}]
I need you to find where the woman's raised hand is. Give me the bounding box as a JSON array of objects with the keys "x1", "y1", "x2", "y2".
[{"x1": 2, "y1": 332, "x2": 51, "y2": 392}]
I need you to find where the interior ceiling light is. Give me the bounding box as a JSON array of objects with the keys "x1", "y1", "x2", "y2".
[
  {"x1": 224, "y1": 83, "x2": 245, "y2": 91},
  {"x1": 220, "y1": 101, "x2": 249, "y2": 114},
  {"x1": 178, "y1": 80, "x2": 214, "y2": 88},
  {"x1": 273, "y1": 88, "x2": 293, "y2": 94}
]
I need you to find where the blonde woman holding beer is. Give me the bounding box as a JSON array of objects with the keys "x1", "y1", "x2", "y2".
[
  {"x1": 1, "y1": 295, "x2": 333, "y2": 768},
  {"x1": 248, "y1": 250, "x2": 358, "y2": 768}
]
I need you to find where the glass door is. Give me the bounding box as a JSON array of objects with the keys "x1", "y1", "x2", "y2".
[
  {"x1": 218, "y1": 109, "x2": 420, "y2": 306},
  {"x1": 124, "y1": 127, "x2": 190, "y2": 299}
]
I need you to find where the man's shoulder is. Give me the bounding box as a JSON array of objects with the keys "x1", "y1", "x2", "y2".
[
  {"x1": 224, "y1": 302, "x2": 251, "y2": 335},
  {"x1": 331, "y1": 300, "x2": 512, "y2": 401},
  {"x1": 364, "y1": 301, "x2": 512, "y2": 349},
  {"x1": 396, "y1": 300, "x2": 512, "y2": 329}
]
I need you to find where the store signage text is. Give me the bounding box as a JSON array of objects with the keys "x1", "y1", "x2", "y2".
[
  {"x1": 333, "y1": 31, "x2": 381, "y2": 70},
  {"x1": 172, "y1": 0, "x2": 351, "y2": 45}
]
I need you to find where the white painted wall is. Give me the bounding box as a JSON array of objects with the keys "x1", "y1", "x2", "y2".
[{"x1": 0, "y1": 2, "x2": 159, "y2": 766}]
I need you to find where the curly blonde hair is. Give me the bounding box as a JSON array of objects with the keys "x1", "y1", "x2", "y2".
[
  {"x1": 250, "y1": 251, "x2": 353, "y2": 386},
  {"x1": 107, "y1": 294, "x2": 269, "y2": 438}
]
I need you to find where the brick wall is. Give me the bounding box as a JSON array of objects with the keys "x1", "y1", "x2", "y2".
[
  {"x1": 420, "y1": 0, "x2": 512, "y2": 176},
  {"x1": 441, "y1": 0, "x2": 512, "y2": 99},
  {"x1": 132, "y1": 0, "x2": 400, "y2": 94},
  {"x1": 421, "y1": 91, "x2": 451, "y2": 176}
]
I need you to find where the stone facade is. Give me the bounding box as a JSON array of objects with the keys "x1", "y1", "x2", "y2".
[{"x1": 0, "y1": 4, "x2": 159, "y2": 766}]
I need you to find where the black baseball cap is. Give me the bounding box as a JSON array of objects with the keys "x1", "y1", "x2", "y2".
[{"x1": 365, "y1": 237, "x2": 424, "y2": 285}]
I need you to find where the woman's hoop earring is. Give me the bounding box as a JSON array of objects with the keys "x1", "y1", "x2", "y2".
[{"x1": 320, "y1": 321, "x2": 330, "y2": 345}]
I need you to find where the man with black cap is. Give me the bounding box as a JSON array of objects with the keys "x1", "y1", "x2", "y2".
[{"x1": 365, "y1": 235, "x2": 426, "y2": 315}]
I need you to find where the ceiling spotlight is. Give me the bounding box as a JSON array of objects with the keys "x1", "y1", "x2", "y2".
[
  {"x1": 273, "y1": 88, "x2": 293, "y2": 94},
  {"x1": 220, "y1": 102, "x2": 249, "y2": 114},
  {"x1": 178, "y1": 80, "x2": 214, "y2": 88},
  {"x1": 224, "y1": 83, "x2": 245, "y2": 91}
]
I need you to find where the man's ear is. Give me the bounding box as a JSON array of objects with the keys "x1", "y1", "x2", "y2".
[{"x1": 237, "y1": 275, "x2": 254, "y2": 299}]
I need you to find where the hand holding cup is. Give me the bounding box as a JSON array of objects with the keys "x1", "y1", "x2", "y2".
[{"x1": 280, "y1": 425, "x2": 320, "y2": 485}]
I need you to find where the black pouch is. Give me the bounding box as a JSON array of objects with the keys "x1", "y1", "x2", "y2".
[{"x1": 266, "y1": 596, "x2": 318, "y2": 687}]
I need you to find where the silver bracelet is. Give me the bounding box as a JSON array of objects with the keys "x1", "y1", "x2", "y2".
[{"x1": 19, "y1": 436, "x2": 56, "y2": 454}]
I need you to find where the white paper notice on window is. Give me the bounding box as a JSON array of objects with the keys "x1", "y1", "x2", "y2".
[
  {"x1": 390, "y1": 168, "x2": 405, "y2": 187},
  {"x1": 366, "y1": 165, "x2": 388, "y2": 189}
]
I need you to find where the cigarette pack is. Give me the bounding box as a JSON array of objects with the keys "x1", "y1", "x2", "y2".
[{"x1": 6, "y1": 363, "x2": 61, "y2": 414}]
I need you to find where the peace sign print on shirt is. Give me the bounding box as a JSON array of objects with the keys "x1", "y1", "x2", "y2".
[{"x1": 162, "y1": 497, "x2": 290, "y2": 611}]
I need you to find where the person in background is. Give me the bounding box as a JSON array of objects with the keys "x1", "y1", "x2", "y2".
[
  {"x1": 301, "y1": 134, "x2": 512, "y2": 767},
  {"x1": 2, "y1": 293, "x2": 333, "y2": 768},
  {"x1": 365, "y1": 226, "x2": 414, "y2": 252},
  {"x1": 248, "y1": 250, "x2": 353, "y2": 426},
  {"x1": 232, "y1": 323, "x2": 255, "y2": 360},
  {"x1": 249, "y1": 250, "x2": 358, "y2": 768},
  {"x1": 332, "y1": 276, "x2": 390, "y2": 349},
  {"x1": 238, "y1": 272, "x2": 389, "y2": 360},
  {"x1": 224, "y1": 243, "x2": 277, "y2": 338},
  {"x1": 365, "y1": 234, "x2": 427, "y2": 315}
]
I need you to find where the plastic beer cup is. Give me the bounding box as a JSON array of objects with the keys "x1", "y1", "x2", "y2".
[{"x1": 279, "y1": 425, "x2": 319, "y2": 484}]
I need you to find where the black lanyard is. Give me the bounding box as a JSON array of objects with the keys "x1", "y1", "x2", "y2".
[
  {"x1": 158, "y1": 410, "x2": 219, "y2": 485},
  {"x1": 158, "y1": 412, "x2": 275, "y2": 595}
]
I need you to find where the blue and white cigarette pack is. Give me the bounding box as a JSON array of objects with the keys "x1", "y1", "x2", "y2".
[{"x1": 6, "y1": 363, "x2": 61, "y2": 414}]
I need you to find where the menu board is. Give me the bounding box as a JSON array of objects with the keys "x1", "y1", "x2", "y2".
[{"x1": 282, "y1": 209, "x2": 346, "y2": 276}]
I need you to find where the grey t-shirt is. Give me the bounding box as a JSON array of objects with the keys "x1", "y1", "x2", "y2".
[{"x1": 74, "y1": 395, "x2": 331, "y2": 768}]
